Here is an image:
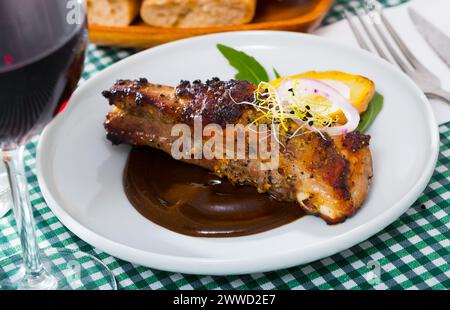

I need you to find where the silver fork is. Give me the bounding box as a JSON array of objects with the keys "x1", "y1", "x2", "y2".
[{"x1": 343, "y1": 6, "x2": 450, "y2": 104}]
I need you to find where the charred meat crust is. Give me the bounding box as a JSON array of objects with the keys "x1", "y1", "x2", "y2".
[
  {"x1": 176, "y1": 78, "x2": 255, "y2": 127},
  {"x1": 343, "y1": 131, "x2": 371, "y2": 152},
  {"x1": 310, "y1": 135, "x2": 351, "y2": 201},
  {"x1": 102, "y1": 78, "x2": 150, "y2": 105},
  {"x1": 102, "y1": 78, "x2": 183, "y2": 119},
  {"x1": 103, "y1": 78, "x2": 255, "y2": 128}
]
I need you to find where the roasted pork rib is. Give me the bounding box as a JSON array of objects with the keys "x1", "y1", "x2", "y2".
[{"x1": 103, "y1": 78, "x2": 373, "y2": 224}]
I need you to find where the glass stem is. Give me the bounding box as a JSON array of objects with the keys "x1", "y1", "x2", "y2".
[{"x1": 2, "y1": 145, "x2": 55, "y2": 288}]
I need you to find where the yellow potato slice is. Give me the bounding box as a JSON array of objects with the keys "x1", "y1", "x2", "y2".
[{"x1": 270, "y1": 70, "x2": 375, "y2": 114}]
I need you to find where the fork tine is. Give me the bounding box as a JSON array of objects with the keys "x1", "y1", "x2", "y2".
[
  {"x1": 343, "y1": 10, "x2": 371, "y2": 52},
  {"x1": 361, "y1": 6, "x2": 411, "y2": 73},
  {"x1": 353, "y1": 8, "x2": 391, "y2": 62},
  {"x1": 379, "y1": 9, "x2": 425, "y2": 70}
]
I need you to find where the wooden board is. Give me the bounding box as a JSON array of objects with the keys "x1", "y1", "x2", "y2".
[{"x1": 88, "y1": 0, "x2": 334, "y2": 48}]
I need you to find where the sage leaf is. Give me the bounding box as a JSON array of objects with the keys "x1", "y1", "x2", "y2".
[{"x1": 217, "y1": 44, "x2": 269, "y2": 85}]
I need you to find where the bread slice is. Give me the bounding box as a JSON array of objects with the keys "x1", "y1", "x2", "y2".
[
  {"x1": 87, "y1": 0, "x2": 141, "y2": 26},
  {"x1": 140, "y1": 0, "x2": 257, "y2": 28}
]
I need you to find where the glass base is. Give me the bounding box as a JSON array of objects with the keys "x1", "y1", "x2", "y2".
[
  {"x1": 0, "y1": 247, "x2": 117, "y2": 290},
  {"x1": 0, "y1": 163, "x2": 11, "y2": 218}
]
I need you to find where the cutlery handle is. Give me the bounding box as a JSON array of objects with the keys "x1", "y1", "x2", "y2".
[{"x1": 426, "y1": 89, "x2": 450, "y2": 104}]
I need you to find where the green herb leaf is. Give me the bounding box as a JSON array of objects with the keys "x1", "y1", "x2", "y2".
[
  {"x1": 356, "y1": 92, "x2": 384, "y2": 132},
  {"x1": 217, "y1": 44, "x2": 269, "y2": 85},
  {"x1": 273, "y1": 68, "x2": 281, "y2": 79}
]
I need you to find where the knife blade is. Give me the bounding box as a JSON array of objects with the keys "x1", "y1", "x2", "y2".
[{"x1": 408, "y1": 7, "x2": 450, "y2": 68}]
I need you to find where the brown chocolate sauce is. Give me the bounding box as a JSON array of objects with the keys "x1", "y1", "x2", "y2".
[{"x1": 124, "y1": 148, "x2": 304, "y2": 237}]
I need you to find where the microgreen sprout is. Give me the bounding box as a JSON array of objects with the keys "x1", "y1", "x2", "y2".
[{"x1": 234, "y1": 80, "x2": 340, "y2": 140}]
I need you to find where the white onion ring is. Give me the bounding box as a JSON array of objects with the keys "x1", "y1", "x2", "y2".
[{"x1": 277, "y1": 78, "x2": 360, "y2": 136}]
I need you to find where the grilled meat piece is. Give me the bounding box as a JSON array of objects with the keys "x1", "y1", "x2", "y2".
[{"x1": 103, "y1": 78, "x2": 373, "y2": 224}]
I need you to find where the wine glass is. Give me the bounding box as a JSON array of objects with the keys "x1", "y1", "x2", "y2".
[
  {"x1": 0, "y1": 0, "x2": 116, "y2": 289},
  {"x1": 0, "y1": 162, "x2": 11, "y2": 217}
]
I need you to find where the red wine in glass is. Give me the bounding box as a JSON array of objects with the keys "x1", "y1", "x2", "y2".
[
  {"x1": 0, "y1": 0, "x2": 116, "y2": 289},
  {"x1": 0, "y1": 1, "x2": 86, "y2": 143}
]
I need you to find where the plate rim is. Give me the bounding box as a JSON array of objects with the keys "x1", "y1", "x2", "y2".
[{"x1": 36, "y1": 30, "x2": 440, "y2": 275}]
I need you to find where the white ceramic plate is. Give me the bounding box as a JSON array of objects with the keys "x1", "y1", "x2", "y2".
[{"x1": 36, "y1": 31, "x2": 439, "y2": 275}]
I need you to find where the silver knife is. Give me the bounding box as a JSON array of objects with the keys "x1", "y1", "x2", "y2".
[{"x1": 408, "y1": 7, "x2": 450, "y2": 68}]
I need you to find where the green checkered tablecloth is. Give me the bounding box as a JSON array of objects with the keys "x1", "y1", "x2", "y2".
[{"x1": 1, "y1": 0, "x2": 449, "y2": 290}]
